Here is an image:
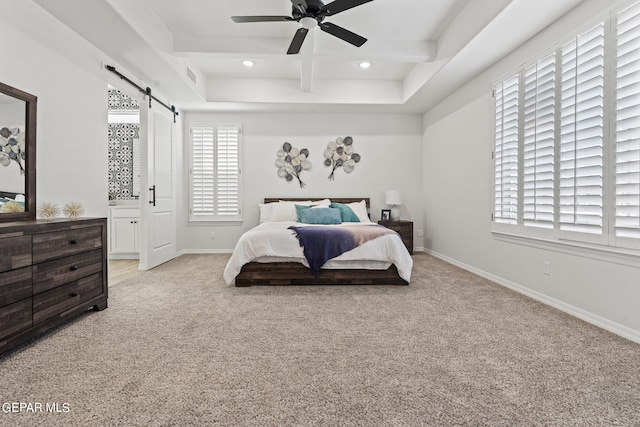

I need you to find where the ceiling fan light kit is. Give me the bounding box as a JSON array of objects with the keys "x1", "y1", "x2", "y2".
[
  {"x1": 300, "y1": 16, "x2": 318, "y2": 29},
  {"x1": 231, "y1": 0, "x2": 374, "y2": 55}
]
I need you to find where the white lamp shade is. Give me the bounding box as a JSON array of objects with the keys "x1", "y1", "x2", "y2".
[{"x1": 385, "y1": 190, "x2": 403, "y2": 206}]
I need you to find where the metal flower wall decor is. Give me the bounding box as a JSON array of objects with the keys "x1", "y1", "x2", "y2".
[
  {"x1": 0, "y1": 126, "x2": 25, "y2": 174},
  {"x1": 275, "y1": 142, "x2": 312, "y2": 188},
  {"x1": 324, "y1": 136, "x2": 361, "y2": 180}
]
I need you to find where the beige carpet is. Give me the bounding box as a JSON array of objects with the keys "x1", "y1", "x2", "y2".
[{"x1": 1, "y1": 253, "x2": 639, "y2": 426}]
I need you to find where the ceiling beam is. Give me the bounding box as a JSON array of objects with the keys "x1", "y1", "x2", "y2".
[
  {"x1": 207, "y1": 78, "x2": 403, "y2": 105},
  {"x1": 172, "y1": 35, "x2": 436, "y2": 63}
]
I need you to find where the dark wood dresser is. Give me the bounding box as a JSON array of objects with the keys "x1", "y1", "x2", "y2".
[{"x1": 0, "y1": 218, "x2": 107, "y2": 353}]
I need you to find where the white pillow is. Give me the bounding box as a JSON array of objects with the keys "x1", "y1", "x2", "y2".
[
  {"x1": 311, "y1": 198, "x2": 331, "y2": 207},
  {"x1": 279, "y1": 200, "x2": 313, "y2": 205},
  {"x1": 348, "y1": 200, "x2": 371, "y2": 223},
  {"x1": 270, "y1": 202, "x2": 300, "y2": 222},
  {"x1": 258, "y1": 203, "x2": 274, "y2": 223},
  {"x1": 260, "y1": 199, "x2": 332, "y2": 222}
]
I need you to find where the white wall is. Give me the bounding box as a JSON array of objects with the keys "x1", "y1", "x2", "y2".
[
  {"x1": 423, "y1": 0, "x2": 640, "y2": 341},
  {"x1": 0, "y1": 0, "x2": 108, "y2": 217},
  {"x1": 179, "y1": 112, "x2": 424, "y2": 252}
]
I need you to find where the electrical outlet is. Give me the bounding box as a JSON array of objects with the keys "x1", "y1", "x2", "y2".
[
  {"x1": 417, "y1": 230, "x2": 424, "y2": 237},
  {"x1": 210, "y1": 232, "x2": 215, "y2": 239},
  {"x1": 543, "y1": 261, "x2": 551, "y2": 276}
]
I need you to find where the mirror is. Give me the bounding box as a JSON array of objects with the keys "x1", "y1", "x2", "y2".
[{"x1": 0, "y1": 82, "x2": 36, "y2": 222}]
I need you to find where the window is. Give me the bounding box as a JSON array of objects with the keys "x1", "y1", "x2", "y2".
[
  {"x1": 559, "y1": 24, "x2": 605, "y2": 237},
  {"x1": 493, "y1": 2, "x2": 640, "y2": 252},
  {"x1": 616, "y1": 1, "x2": 640, "y2": 242},
  {"x1": 493, "y1": 75, "x2": 519, "y2": 225},
  {"x1": 189, "y1": 123, "x2": 241, "y2": 221},
  {"x1": 524, "y1": 53, "x2": 556, "y2": 230}
]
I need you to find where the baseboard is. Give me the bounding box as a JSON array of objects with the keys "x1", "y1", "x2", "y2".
[
  {"x1": 177, "y1": 249, "x2": 234, "y2": 255},
  {"x1": 109, "y1": 253, "x2": 140, "y2": 260},
  {"x1": 425, "y1": 249, "x2": 640, "y2": 345}
]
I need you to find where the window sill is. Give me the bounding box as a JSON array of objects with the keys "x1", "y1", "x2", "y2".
[{"x1": 492, "y1": 230, "x2": 640, "y2": 269}]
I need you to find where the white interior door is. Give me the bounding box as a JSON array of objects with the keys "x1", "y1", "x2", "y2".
[{"x1": 139, "y1": 102, "x2": 177, "y2": 270}]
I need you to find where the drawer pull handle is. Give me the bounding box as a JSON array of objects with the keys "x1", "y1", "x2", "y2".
[
  {"x1": 70, "y1": 265, "x2": 79, "y2": 271},
  {"x1": 70, "y1": 239, "x2": 78, "y2": 245},
  {"x1": 70, "y1": 292, "x2": 79, "y2": 297}
]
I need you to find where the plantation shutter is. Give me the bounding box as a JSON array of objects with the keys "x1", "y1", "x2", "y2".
[
  {"x1": 615, "y1": 2, "x2": 640, "y2": 241},
  {"x1": 523, "y1": 53, "x2": 556, "y2": 229},
  {"x1": 559, "y1": 23, "x2": 605, "y2": 235},
  {"x1": 215, "y1": 127, "x2": 241, "y2": 217},
  {"x1": 190, "y1": 124, "x2": 241, "y2": 221},
  {"x1": 494, "y1": 75, "x2": 520, "y2": 225}
]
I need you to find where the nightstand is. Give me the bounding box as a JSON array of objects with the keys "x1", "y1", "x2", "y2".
[{"x1": 378, "y1": 220, "x2": 413, "y2": 254}]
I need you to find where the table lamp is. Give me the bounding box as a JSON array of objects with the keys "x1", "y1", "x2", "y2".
[{"x1": 385, "y1": 190, "x2": 403, "y2": 221}]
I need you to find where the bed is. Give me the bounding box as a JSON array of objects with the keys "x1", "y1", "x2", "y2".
[{"x1": 224, "y1": 198, "x2": 412, "y2": 287}]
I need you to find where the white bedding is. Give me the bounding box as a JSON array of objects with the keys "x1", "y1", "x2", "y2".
[{"x1": 223, "y1": 221, "x2": 413, "y2": 284}]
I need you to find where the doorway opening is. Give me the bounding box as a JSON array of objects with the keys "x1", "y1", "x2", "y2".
[{"x1": 107, "y1": 86, "x2": 141, "y2": 260}]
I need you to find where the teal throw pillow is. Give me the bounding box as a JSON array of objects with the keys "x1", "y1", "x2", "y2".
[
  {"x1": 330, "y1": 202, "x2": 360, "y2": 222},
  {"x1": 300, "y1": 207, "x2": 342, "y2": 224},
  {"x1": 295, "y1": 204, "x2": 312, "y2": 222}
]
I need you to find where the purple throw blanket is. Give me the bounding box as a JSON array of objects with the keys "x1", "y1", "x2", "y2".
[{"x1": 288, "y1": 225, "x2": 396, "y2": 277}]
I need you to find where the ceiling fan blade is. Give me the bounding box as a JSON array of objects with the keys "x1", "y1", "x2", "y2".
[
  {"x1": 287, "y1": 28, "x2": 309, "y2": 54},
  {"x1": 318, "y1": 0, "x2": 374, "y2": 16},
  {"x1": 231, "y1": 16, "x2": 293, "y2": 23},
  {"x1": 319, "y1": 22, "x2": 367, "y2": 47}
]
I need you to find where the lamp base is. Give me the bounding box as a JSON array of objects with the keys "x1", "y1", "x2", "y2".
[{"x1": 391, "y1": 205, "x2": 401, "y2": 221}]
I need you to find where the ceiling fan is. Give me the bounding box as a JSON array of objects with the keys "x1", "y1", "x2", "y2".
[{"x1": 231, "y1": 0, "x2": 373, "y2": 55}]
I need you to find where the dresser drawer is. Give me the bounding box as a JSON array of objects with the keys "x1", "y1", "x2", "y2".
[
  {"x1": 32, "y1": 226, "x2": 103, "y2": 263},
  {"x1": 33, "y1": 273, "x2": 103, "y2": 325},
  {"x1": 32, "y1": 249, "x2": 103, "y2": 295},
  {"x1": 0, "y1": 298, "x2": 32, "y2": 342},
  {"x1": 0, "y1": 235, "x2": 32, "y2": 273},
  {"x1": 0, "y1": 267, "x2": 32, "y2": 308}
]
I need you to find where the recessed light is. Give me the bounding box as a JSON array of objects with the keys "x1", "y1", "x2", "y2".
[
  {"x1": 359, "y1": 61, "x2": 372, "y2": 69},
  {"x1": 242, "y1": 60, "x2": 255, "y2": 67}
]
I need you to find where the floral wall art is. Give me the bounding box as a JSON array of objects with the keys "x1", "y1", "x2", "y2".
[
  {"x1": 324, "y1": 136, "x2": 361, "y2": 180},
  {"x1": 275, "y1": 142, "x2": 312, "y2": 188},
  {"x1": 0, "y1": 126, "x2": 25, "y2": 175}
]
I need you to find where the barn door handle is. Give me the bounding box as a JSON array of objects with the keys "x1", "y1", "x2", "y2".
[{"x1": 149, "y1": 185, "x2": 156, "y2": 207}]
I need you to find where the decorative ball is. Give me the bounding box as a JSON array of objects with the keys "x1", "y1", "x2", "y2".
[
  {"x1": 38, "y1": 202, "x2": 60, "y2": 220},
  {"x1": 63, "y1": 202, "x2": 85, "y2": 218},
  {"x1": 0, "y1": 201, "x2": 24, "y2": 213}
]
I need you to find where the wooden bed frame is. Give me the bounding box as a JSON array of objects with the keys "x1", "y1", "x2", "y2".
[{"x1": 234, "y1": 197, "x2": 409, "y2": 287}]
